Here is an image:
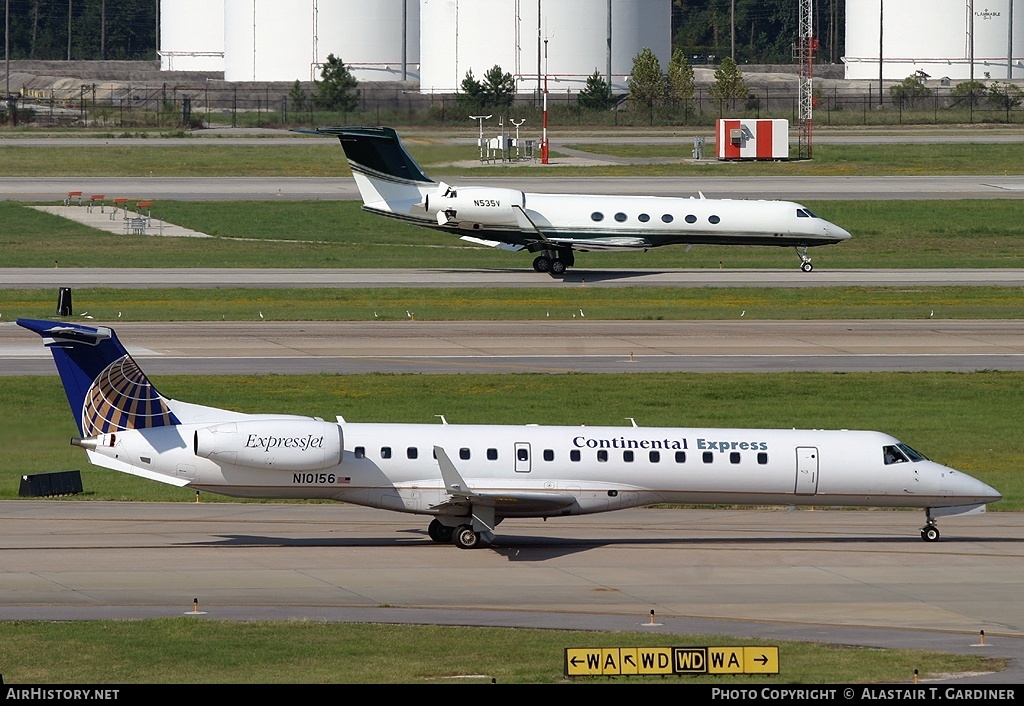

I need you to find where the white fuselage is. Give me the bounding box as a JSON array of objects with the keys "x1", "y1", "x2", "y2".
[{"x1": 82, "y1": 416, "x2": 1000, "y2": 521}]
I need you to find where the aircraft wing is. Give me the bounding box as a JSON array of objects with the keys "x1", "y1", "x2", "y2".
[
  {"x1": 459, "y1": 236, "x2": 525, "y2": 251},
  {"x1": 431, "y1": 446, "x2": 577, "y2": 515}
]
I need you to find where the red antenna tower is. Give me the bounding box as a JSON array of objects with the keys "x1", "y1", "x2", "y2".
[{"x1": 797, "y1": 0, "x2": 818, "y2": 160}]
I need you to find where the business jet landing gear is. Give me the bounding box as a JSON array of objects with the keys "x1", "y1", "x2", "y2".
[
  {"x1": 796, "y1": 246, "x2": 813, "y2": 272},
  {"x1": 920, "y1": 511, "x2": 941, "y2": 542},
  {"x1": 428, "y1": 518, "x2": 454, "y2": 543},
  {"x1": 532, "y1": 248, "x2": 573, "y2": 275}
]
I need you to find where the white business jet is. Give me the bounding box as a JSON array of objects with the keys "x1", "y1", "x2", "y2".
[
  {"x1": 302, "y1": 126, "x2": 851, "y2": 274},
  {"x1": 20, "y1": 318, "x2": 1000, "y2": 548}
]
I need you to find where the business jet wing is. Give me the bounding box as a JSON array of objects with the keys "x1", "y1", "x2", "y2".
[{"x1": 431, "y1": 446, "x2": 577, "y2": 514}]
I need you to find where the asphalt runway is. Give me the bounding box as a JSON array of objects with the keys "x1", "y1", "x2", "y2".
[
  {"x1": 0, "y1": 501, "x2": 1020, "y2": 682},
  {"x1": 4, "y1": 174, "x2": 1024, "y2": 201},
  {"x1": 5, "y1": 319, "x2": 1024, "y2": 374}
]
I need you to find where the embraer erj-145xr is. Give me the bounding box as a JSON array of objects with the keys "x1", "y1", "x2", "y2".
[
  {"x1": 302, "y1": 126, "x2": 851, "y2": 274},
  {"x1": 20, "y1": 318, "x2": 1000, "y2": 549}
]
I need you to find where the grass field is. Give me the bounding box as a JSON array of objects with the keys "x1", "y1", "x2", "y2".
[
  {"x1": 4, "y1": 198, "x2": 1024, "y2": 270},
  {"x1": 0, "y1": 619, "x2": 1003, "y2": 684},
  {"x1": 3, "y1": 140, "x2": 1024, "y2": 178}
]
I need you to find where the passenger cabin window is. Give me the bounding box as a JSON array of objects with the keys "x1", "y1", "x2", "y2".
[
  {"x1": 460, "y1": 448, "x2": 471, "y2": 460},
  {"x1": 407, "y1": 447, "x2": 418, "y2": 459},
  {"x1": 380, "y1": 446, "x2": 392, "y2": 459},
  {"x1": 597, "y1": 450, "x2": 608, "y2": 462},
  {"x1": 354, "y1": 446, "x2": 365, "y2": 459},
  {"x1": 623, "y1": 450, "x2": 634, "y2": 462},
  {"x1": 649, "y1": 450, "x2": 660, "y2": 463},
  {"x1": 543, "y1": 449, "x2": 554, "y2": 462},
  {"x1": 675, "y1": 451, "x2": 686, "y2": 463},
  {"x1": 487, "y1": 448, "x2": 498, "y2": 461},
  {"x1": 638, "y1": 213, "x2": 650, "y2": 222},
  {"x1": 661, "y1": 214, "x2": 674, "y2": 223},
  {"x1": 591, "y1": 212, "x2": 604, "y2": 222},
  {"x1": 730, "y1": 451, "x2": 741, "y2": 464},
  {"x1": 684, "y1": 214, "x2": 697, "y2": 223},
  {"x1": 614, "y1": 212, "x2": 627, "y2": 222},
  {"x1": 702, "y1": 451, "x2": 714, "y2": 464},
  {"x1": 757, "y1": 452, "x2": 769, "y2": 465},
  {"x1": 709, "y1": 215, "x2": 721, "y2": 224},
  {"x1": 570, "y1": 449, "x2": 581, "y2": 462},
  {"x1": 517, "y1": 447, "x2": 529, "y2": 462}
]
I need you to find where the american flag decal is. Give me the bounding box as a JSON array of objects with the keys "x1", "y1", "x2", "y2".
[{"x1": 82, "y1": 355, "x2": 178, "y2": 435}]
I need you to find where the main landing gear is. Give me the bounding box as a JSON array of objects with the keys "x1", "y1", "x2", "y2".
[
  {"x1": 428, "y1": 518, "x2": 487, "y2": 549},
  {"x1": 920, "y1": 510, "x2": 940, "y2": 542},
  {"x1": 795, "y1": 246, "x2": 813, "y2": 272},
  {"x1": 532, "y1": 248, "x2": 575, "y2": 275}
]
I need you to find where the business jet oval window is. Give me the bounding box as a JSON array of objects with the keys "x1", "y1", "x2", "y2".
[
  {"x1": 709, "y1": 215, "x2": 721, "y2": 224},
  {"x1": 638, "y1": 213, "x2": 650, "y2": 222},
  {"x1": 614, "y1": 212, "x2": 627, "y2": 222},
  {"x1": 591, "y1": 212, "x2": 604, "y2": 222},
  {"x1": 685, "y1": 214, "x2": 697, "y2": 223},
  {"x1": 661, "y1": 214, "x2": 674, "y2": 223}
]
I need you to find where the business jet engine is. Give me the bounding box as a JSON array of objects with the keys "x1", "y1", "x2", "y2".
[
  {"x1": 422, "y1": 183, "x2": 527, "y2": 227},
  {"x1": 193, "y1": 419, "x2": 344, "y2": 471}
]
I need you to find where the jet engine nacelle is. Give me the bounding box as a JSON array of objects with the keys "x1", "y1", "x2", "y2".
[
  {"x1": 193, "y1": 419, "x2": 343, "y2": 471},
  {"x1": 423, "y1": 185, "x2": 526, "y2": 226}
]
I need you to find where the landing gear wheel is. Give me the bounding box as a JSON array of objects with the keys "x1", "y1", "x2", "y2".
[
  {"x1": 800, "y1": 261, "x2": 813, "y2": 272},
  {"x1": 532, "y1": 256, "x2": 551, "y2": 273},
  {"x1": 453, "y1": 525, "x2": 480, "y2": 549},
  {"x1": 428, "y1": 518, "x2": 453, "y2": 543},
  {"x1": 550, "y1": 259, "x2": 567, "y2": 275},
  {"x1": 921, "y1": 525, "x2": 940, "y2": 542}
]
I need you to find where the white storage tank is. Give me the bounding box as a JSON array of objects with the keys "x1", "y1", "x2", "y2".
[
  {"x1": 159, "y1": 0, "x2": 225, "y2": 72},
  {"x1": 844, "y1": 0, "x2": 1024, "y2": 80},
  {"x1": 418, "y1": 0, "x2": 670, "y2": 94},
  {"x1": 223, "y1": 0, "x2": 314, "y2": 82},
  {"x1": 315, "y1": 0, "x2": 420, "y2": 83}
]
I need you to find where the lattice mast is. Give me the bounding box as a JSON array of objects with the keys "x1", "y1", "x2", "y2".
[{"x1": 797, "y1": 0, "x2": 817, "y2": 159}]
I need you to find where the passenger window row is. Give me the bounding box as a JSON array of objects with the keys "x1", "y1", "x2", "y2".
[
  {"x1": 591, "y1": 212, "x2": 720, "y2": 225},
  {"x1": 353, "y1": 446, "x2": 769, "y2": 465}
]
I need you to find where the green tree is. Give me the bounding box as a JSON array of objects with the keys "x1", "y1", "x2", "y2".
[
  {"x1": 628, "y1": 47, "x2": 665, "y2": 111},
  {"x1": 289, "y1": 80, "x2": 308, "y2": 112},
  {"x1": 950, "y1": 80, "x2": 988, "y2": 108},
  {"x1": 888, "y1": 75, "x2": 931, "y2": 109},
  {"x1": 482, "y1": 65, "x2": 516, "y2": 109},
  {"x1": 314, "y1": 54, "x2": 359, "y2": 112},
  {"x1": 987, "y1": 82, "x2": 1024, "y2": 120},
  {"x1": 710, "y1": 56, "x2": 747, "y2": 111},
  {"x1": 456, "y1": 69, "x2": 487, "y2": 113},
  {"x1": 577, "y1": 70, "x2": 616, "y2": 111},
  {"x1": 666, "y1": 49, "x2": 696, "y2": 112}
]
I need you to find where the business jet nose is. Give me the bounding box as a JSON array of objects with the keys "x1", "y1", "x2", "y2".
[
  {"x1": 943, "y1": 465, "x2": 1002, "y2": 505},
  {"x1": 823, "y1": 220, "x2": 852, "y2": 241}
]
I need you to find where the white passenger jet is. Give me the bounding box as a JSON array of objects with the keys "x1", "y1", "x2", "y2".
[
  {"x1": 20, "y1": 318, "x2": 1000, "y2": 548},
  {"x1": 302, "y1": 126, "x2": 851, "y2": 274}
]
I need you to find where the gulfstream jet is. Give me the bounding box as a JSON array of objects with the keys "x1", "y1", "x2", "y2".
[
  {"x1": 301, "y1": 126, "x2": 851, "y2": 274},
  {"x1": 21, "y1": 318, "x2": 1000, "y2": 548}
]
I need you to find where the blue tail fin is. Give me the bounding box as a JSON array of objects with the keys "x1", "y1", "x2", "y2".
[
  {"x1": 18, "y1": 318, "x2": 179, "y2": 436},
  {"x1": 294, "y1": 126, "x2": 433, "y2": 184}
]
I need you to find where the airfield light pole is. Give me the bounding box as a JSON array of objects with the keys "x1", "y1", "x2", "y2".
[
  {"x1": 541, "y1": 38, "x2": 549, "y2": 164},
  {"x1": 469, "y1": 114, "x2": 490, "y2": 161}
]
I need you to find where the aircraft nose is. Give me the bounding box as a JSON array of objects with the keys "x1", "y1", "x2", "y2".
[
  {"x1": 944, "y1": 466, "x2": 1002, "y2": 504},
  {"x1": 824, "y1": 220, "x2": 852, "y2": 241}
]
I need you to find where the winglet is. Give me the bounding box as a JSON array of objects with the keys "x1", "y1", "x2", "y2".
[{"x1": 434, "y1": 445, "x2": 476, "y2": 498}]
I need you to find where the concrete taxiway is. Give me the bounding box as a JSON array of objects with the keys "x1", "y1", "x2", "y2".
[{"x1": 0, "y1": 501, "x2": 1019, "y2": 682}]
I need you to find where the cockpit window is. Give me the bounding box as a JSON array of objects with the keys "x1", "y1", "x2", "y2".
[
  {"x1": 897, "y1": 443, "x2": 928, "y2": 462},
  {"x1": 796, "y1": 208, "x2": 818, "y2": 218},
  {"x1": 882, "y1": 445, "x2": 909, "y2": 465},
  {"x1": 883, "y1": 444, "x2": 927, "y2": 465}
]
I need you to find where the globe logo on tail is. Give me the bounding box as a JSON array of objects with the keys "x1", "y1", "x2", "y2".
[{"x1": 81, "y1": 355, "x2": 178, "y2": 436}]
